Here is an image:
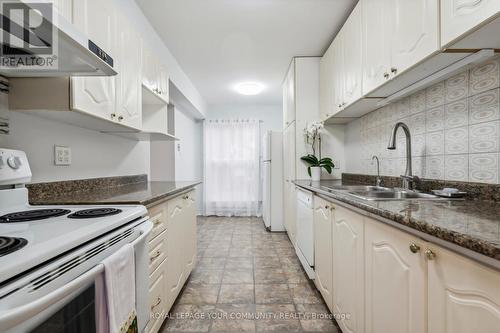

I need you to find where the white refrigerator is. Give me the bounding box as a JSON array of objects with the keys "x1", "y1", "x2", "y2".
[{"x1": 262, "y1": 131, "x2": 284, "y2": 231}]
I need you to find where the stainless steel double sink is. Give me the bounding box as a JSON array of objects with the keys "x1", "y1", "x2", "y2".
[{"x1": 321, "y1": 185, "x2": 443, "y2": 201}]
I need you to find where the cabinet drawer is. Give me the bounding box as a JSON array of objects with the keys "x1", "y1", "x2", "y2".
[
  {"x1": 148, "y1": 262, "x2": 166, "y2": 333},
  {"x1": 148, "y1": 230, "x2": 167, "y2": 275},
  {"x1": 148, "y1": 203, "x2": 167, "y2": 241}
]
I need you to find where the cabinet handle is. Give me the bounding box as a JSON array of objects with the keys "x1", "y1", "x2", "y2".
[
  {"x1": 182, "y1": 195, "x2": 189, "y2": 200},
  {"x1": 110, "y1": 113, "x2": 116, "y2": 119},
  {"x1": 342, "y1": 102, "x2": 346, "y2": 107},
  {"x1": 338, "y1": 104, "x2": 342, "y2": 108},
  {"x1": 151, "y1": 297, "x2": 162, "y2": 310},
  {"x1": 425, "y1": 249, "x2": 436, "y2": 260},
  {"x1": 391, "y1": 67, "x2": 398, "y2": 75},
  {"x1": 150, "y1": 250, "x2": 161, "y2": 262},
  {"x1": 118, "y1": 115, "x2": 124, "y2": 121},
  {"x1": 152, "y1": 218, "x2": 162, "y2": 226},
  {"x1": 409, "y1": 243, "x2": 420, "y2": 253},
  {"x1": 384, "y1": 72, "x2": 390, "y2": 79},
  {"x1": 324, "y1": 205, "x2": 329, "y2": 209}
]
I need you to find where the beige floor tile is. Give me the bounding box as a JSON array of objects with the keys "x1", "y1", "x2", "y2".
[{"x1": 218, "y1": 284, "x2": 255, "y2": 304}]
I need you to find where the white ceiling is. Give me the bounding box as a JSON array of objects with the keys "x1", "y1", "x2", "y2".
[{"x1": 137, "y1": 0, "x2": 357, "y2": 106}]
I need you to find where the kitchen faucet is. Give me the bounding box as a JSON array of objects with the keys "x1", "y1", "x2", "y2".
[
  {"x1": 371, "y1": 155, "x2": 383, "y2": 187},
  {"x1": 387, "y1": 122, "x2": 418, "y2": 190}
]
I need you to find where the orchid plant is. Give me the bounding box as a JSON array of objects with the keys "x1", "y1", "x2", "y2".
[{"x1": 300, "y1": 121, "x2": 335, "y2": 176}]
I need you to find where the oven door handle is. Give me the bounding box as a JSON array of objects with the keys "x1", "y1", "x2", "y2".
[{"x1": 0, "y1": 264, "x2": 104, "y2": 331}]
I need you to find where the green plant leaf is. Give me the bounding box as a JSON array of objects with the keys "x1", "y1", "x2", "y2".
[
  {"x1": 322, "y1": 165, "x2": 332, "y2": 174},
  {"x1": 300, "y1": 154, "x2": 320, "y2": 166},
  {"x1": 307, "y1": 166, "x2": 312, "y2": 177}
]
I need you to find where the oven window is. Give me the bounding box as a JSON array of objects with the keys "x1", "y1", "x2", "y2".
[{"x1": 31, "y1": 283, "x2": 96, "y2": 333}]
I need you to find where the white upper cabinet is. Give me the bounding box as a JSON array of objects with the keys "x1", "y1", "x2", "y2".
[
  {"x1": 427, "y1": 244, "x2": 500, "y2": 333},
  {"x1": 331, "y1": 35, "x2": 344, "y2": 115},
  {"x1": 390, "y1": 0, "x2": 440, "y2": 76},
  {"x1": 365, "y1": 219, "x2": 426, "y2": 333},
  {"x1": 283, "y1": 61, "x2": 296, "y2": 128},
  {"x1": 342, "y1": 2, "x2": 363, "y2": 106},
  {"x1": 142, "y1": 46, "x2": 169, "y2": 104},
  {"x1": 319, "y1": 43, "x2": 335, "y2": 121},
  {"x1": 52, "y1": 0, "x2": 72, "y2": 22},
  {"x1": 72, "y1": 0, "x2": 116, "y2": 121},
  {"x1": 441, "y1": 0, "x2": 500, "y2": 47},
  {"x1": 142, "y1": 46, "x2": 158, "y2": 93},
  {"x1": 115, "y1": 12, "x2": 142, "y2": 130},
  {"x1": 362, "y1": 0, "x2": 392, "y2": 95}
]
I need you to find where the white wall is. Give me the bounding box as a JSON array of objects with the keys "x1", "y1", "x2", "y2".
[
  {"x1": 206, "y1": 104, "x2": 283, "y2": 133},
  {"x1": 174, "y1": 108, "x2": 203, "y2": 214},
  {"x1": 4, "y1": 112, "x2": 150, "y2": 183},
  {"x1": 344, "y1": 57, "x2": 500, "y2": 184}
]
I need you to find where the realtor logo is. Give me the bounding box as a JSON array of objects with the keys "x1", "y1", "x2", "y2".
[{"x1": 0, "y1": 1, "x2": 58, "y2": 70}]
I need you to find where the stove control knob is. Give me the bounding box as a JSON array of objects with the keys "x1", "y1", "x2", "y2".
[{"x1": 7, "y1": 156, "x2": 21, "y2": 169}]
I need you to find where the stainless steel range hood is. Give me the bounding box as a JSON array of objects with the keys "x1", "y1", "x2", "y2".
[{"x1": 0, "y1": 1, "x2": 116, "y2": 77}]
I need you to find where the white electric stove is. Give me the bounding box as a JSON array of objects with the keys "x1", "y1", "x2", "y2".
[{"x1": 0, "y1": 148, "x2": 152, "y2": 333}]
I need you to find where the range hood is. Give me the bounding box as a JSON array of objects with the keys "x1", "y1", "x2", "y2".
[{"x1": 0, "y1": 1, "x2": 116, "y2": 77}]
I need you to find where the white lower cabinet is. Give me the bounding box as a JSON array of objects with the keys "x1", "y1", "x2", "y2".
[
  {"x1": 427, "y1": 244, "x2": 500, "y2": 333},
  {"x1": 146, "y1": 190, "x2": 197, "y2": 333},
  {"x1": 364, "y1": 220, "x2": 426, "y2": 333},
  {"x1": 313, "y1": 197, "x2": 334, "y2": 311},
  {"x1": 332, "y1": 205, "x2": 364, "y2": 333},
  {"x1": 312, "y1": 194, "x2": 500, "y2": 333}
]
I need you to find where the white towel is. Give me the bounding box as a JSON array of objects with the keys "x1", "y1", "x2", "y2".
[{"x1": 98, "y1": 244, "x2": 138, "y2": 333}]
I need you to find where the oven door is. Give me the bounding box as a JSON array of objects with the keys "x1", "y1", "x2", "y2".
[{"x1": 0, "y1": 218, "x2": 152, "y2": 333}]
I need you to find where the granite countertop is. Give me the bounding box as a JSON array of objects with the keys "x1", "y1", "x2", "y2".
[
  {"x1": 294, "y1": 180, "x2": 500, "y2": 264},
  {"x1": 29, "y1": 180, "x2": 201, "y2": 207}
]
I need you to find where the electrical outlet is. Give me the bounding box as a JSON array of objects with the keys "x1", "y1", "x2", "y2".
[{"x1": 54, "y1": 145, "x2": 71, "y2": 166}]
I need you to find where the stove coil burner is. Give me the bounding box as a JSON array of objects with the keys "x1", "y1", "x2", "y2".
[
  {"x1": 0, "y1": 209, "x2": 71, "y2": 223},
  {"x1": 0, "y1": 237, "x2": 28, "y2": 256},
  {"x1": 68, "y1": 208, "x2": 122, "y2": 219}
]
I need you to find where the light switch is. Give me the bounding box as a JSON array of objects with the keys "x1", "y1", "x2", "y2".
[
  {"x1": 54, "y1": 145, "x2": 71, "y2": 166},
  {"x1": 333, "y1": 160, "x2": 340, "y2": 170}
]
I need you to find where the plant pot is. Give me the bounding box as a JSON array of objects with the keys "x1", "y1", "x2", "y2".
[{"x1": 310, "y1": 167, "x2": 321, "y2": 181}]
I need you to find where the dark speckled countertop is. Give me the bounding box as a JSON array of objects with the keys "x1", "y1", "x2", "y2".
[
  {"x1": 29, "y1": 178, "x2": 201, "y2": 207},
  {"x1": 294, "y1": 179, "x2": 500, "y2": 267}
]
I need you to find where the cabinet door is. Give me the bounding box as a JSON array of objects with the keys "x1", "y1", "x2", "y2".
[
  {"x1": 428, "y1": 244, "x2": 500, "y2": 333},
  {"x1": 342, "y1": 2, "x2": 363, "y2": 107},
  {"x1": 319, "y1": 43, "x2": 335, "y2": 121},
  {"x1": 390, "y1": 0, "x2": 439, "y2": 75},
  {"x1": 331, "y1": 35, "x2": 344, "y2": 115},
  {"x1": 283, "y1": 62, "x2": 295, "y2": 128},
  {"x1": 52, "y1": 0, "x2": 72, "y2": 22},
  {"x1": 313, "y1": 197, "x2": 333, "y2": 311},
  {"x1": 142, "y1": 45, "x2": 157, "y2": 92},
  {"x1": 365, "y1": 219, "x2": 426, "y2": 333},
  {"x1": 165, "y1": 196, "x2": 184, "y2": 305},
  {"x1": 441, "y1": 0, "x2": 500, "y2": 46},
  {"x1": 115, "y1": 12, "x2": 142, "y2": 129},
  {"x1": 72, "y1": 0, "x2": 116, "y2": 121},
  {"x1": 158, "y1": 64, "x2": 169, "y2": 103},
  {"x1": 332, "y1": 205, "x2": 364, "y2": 333},
  {"x1": 362, "y1": 0, "x2": 392, "y2": 95},
  {"x1": 183, "y1": 191, "x2": 197, "y2": 277}
]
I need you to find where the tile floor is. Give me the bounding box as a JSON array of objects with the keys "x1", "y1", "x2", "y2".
[{"x1": 162, "y1": 216, "x2": 340, "y2": 333}]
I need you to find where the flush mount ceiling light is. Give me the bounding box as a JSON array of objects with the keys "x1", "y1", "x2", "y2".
[{"x1": 234, "y1": 82, "x2": 265, "y2": 95}]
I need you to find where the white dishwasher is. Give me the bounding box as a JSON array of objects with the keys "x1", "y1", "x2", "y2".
[{"x1": 295, "y1": 188, "x2": 315, "y2": 279}]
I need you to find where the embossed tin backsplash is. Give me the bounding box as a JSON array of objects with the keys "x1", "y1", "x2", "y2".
[{"x1": 345, "y1": 56, "x2": 500, "y2": 184}]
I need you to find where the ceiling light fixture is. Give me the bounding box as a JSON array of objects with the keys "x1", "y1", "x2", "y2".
[{"x1": 234, "y1": 82, "x2": 265, "y2": 95}]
